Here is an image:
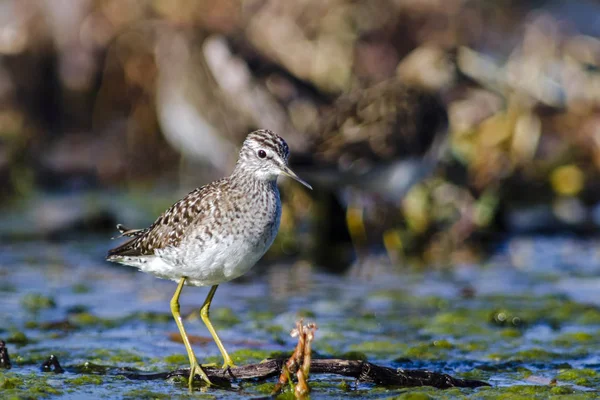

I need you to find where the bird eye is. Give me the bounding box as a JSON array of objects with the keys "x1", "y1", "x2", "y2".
[{"x1": 258, "y1": 150, "x2": 267, "y2": 159}]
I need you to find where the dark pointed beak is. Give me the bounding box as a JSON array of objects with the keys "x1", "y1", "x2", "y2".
[{"x1": 280, "y1": 165, "x2": 313, "y2": 190}]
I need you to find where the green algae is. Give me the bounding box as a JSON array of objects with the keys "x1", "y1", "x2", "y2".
[
  {"x1": 0, "y1": 373, "x2": 23, "y2": 389},
  {"x1": 211, "y1": 307, "x2": 241, "y2": 328},
  {"x1": 133, "y1": 311, "x2": 173, "y2": 324},
  {"x1": 5, "y1": 331, "x2": 31, "y2": 346},
  {"x1": 254, "y1": 382, "x2": 276, "y2": 394},
  {"x1": 0, "y1": 372, "x2": 63, "y2": 398},
  {"x1": 162, "y1": 348, "x2": 275, "y2": 369},
  {"x1": 4, "y1": 239, "x2": 600, "y2": 398},
  {"x1": 556, "y1": 368, "x2": 599, "y2": 387},
  {"x1": 460, "y1": 369, "x2": 491, "y2": 381},
  {"x1": 488, "y1": 348, "x2": 561, "y2": 362},
  {"x1": 425, "y1": 309, "x2": 493, "y2": 336},
  {"x1": 552, "y1": 332, "x2": 595, "y2": 347},
  {"x1": 402, "y1": 340, "x2": 455, "y2": 360},
  {"x1": 349, "y1": 340, "x2": 401, "y2": 356},
  {"x1": 162, "y1": 349, "x2": 274, "y2": 367},
  {"x1": 66, "y1": 374, "x2": 104, "y2": 386},
  {"x1": 68, "y1": 312, "x2": 118, "y2": 328},
  {"x1": 164, "y1": 353, "x2": 188, "y2": 365},
  {"x1": 20, "y1": 293, "x2": 56, "y2": 313},
  {"x1": 71, "y1": 283, "x2": 91, "y2": 294},
  {"x1": 229, "y1": 348, "x2": 272, "y2": 364},
  {"x1": 88, "y1": 349, "x2": 146, "y2": 366}
]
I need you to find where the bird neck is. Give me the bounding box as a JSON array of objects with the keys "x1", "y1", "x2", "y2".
[{"x1": 229, "y1": 167, "x2": 278, "y2": 192}]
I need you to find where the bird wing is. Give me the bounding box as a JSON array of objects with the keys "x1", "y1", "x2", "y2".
[{"x1": 106, "y1": 180, "x2": 225, "y2": 259}]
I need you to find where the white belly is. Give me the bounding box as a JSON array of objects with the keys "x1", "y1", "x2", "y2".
[{"x1": 128, "y1": 236, "x2": 268, "y2": 286}]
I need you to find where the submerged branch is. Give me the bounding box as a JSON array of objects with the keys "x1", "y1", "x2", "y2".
[
  {"x1": 24, "y1": 321, "x2": 490, "y2": 390},
  {"x1": 37, "y1": 351, "x2": 489, "y2": 389},
  {"x1": 124, "y1": 359, "x2": 489, "y2": 389}
]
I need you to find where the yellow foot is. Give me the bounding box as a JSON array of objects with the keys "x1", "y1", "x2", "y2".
[
  {"x1": 222, "y1": 356, "x2": 236, "y2": 370},
  {"x1": 201, "y1": 362, "x2": 218, "y2": 368},
  {"x1": 188, "y1": 362, "x2": 211, "y2": 391}
]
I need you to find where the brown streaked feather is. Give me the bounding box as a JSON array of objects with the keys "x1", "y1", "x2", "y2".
[
  {"x1": 111, "y1": 224, "x2": 146, "y2": 239},
  {"x1": 107, "y1": 179, "x2": 227, "y2": 258}
]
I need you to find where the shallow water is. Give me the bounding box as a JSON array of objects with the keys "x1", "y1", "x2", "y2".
[{"x1": 1, "y1": 235, "x2": 600, "y2": 398}]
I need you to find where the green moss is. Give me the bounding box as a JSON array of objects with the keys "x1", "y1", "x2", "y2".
[
  {"x1": 88, "y1": 349, "x2": 144, "y2": 364},
  {"x1": 425, "y1": 310, "x2": 492, "y2": 336},
  {"x1": 230, "y1": 349, "x2": 271, "y2": 364},
  {"x1": 164, "y1": 353, "x2": 188, "y2": 365},
  {"x1": 133, "y1": 311, "x2": 172, "y2": 324},
  {"x1": 460, "y1": 368, "x2": 490, "y2": 381},
  {"x1": 556, "y1": 368, "x2": 599, "y2": 387},
  {"x1": 71, "y1": 283, "x2": 91, "y2": 294},
  {"x1": 296, "y1": 309, "x2": 316, "y2": 319},
  {"x1": 6, "y1": 330, "x2": 30, "y2": 345},
  {"x1": 349, "y1": 340, "x2": 400, "y2": 355},
  {"x1": 0, "y1": 373, "x2": 24, "y2": 389},
  {"x1": 553, "y1": 332, "x2": 595, "y2": 347},
  {"x1": 211, "y1": 308, "x2": 241, "y2": 327},
  {"x1": 549, "y1": 386, "x2": 575, "y2": 395},
  {"x1": 0, "y1": 372, "x2": 63, "y2": 398},
  {"x1": 456, "y1": 341, "x2": 489, "y2": 352},
  {"x1": 254, "y1": 382, "x2": 276, "y2": 394},
  {"x1": 21, "y1": 293, "x2": 56, "y2": 312},
  {"x1": 500, "y1": 328, "x2": 523, "y2": 338},
  {"x1": 248, "y1": 310, "x2": 276, "y2": 322},
  {"x1": 68, "y1": 312, "x2": 117, "y2": 328},
  {"x1": 337, "y1": 380, "x2": 352, "y2": 391},
  {"x1": 66, "y1": 375, "x2": 104, "y2": 386},
  {"x1": 109, "y1": 352, "x2": 143, "y2": 364},
  {"x1": 402, "y1": 341, "x2": 454, "y2": 360},
  {"x1": 488, "y1": 348, "x2": 561, "y2": 362},
  {"x1": 432, "y1": 339, "x2": 454, "y2": 349},
  {"x1": 265, "y1": 324, "x2": 285, "y2": 334}
]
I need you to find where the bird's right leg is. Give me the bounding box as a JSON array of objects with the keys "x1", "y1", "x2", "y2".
[{"x1": 171, "y1": 277, "x2": 211, "y2": 390}]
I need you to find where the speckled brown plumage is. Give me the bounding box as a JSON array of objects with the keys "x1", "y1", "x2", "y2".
[{"x1": 107, "y1": 180, "x2": 229, "y2": 257}]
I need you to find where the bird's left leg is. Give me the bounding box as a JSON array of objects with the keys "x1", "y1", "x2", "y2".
[{"x1": 200, "y1": 285, "x2": 236, "y2": 369}]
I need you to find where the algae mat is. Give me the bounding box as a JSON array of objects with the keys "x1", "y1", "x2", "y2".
[{"x1": 1, "y1": 236, "x2": 600, "y2": 398}]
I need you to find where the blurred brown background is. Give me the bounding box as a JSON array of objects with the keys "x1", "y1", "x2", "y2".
[{"x1": 1, "y1": 0, "x2": 600, "y2": 269}]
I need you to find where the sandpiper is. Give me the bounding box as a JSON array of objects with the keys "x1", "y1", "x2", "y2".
[{"x1": 106, "y1": 129, "x2": 312, "y2": 390}]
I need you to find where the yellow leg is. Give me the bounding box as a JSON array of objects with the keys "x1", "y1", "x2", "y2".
[
  {"x1": 171, "y1": 277, "x2": 211, "y2": 390},
  {"x1": 200, "y1": 285, "x2": 236, "y2": 369}
]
